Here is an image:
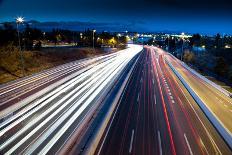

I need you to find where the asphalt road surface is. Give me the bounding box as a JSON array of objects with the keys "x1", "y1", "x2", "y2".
[
  {"x1": 1, "y1": 45, "x2": 231, "y2": 155},
  {"x1": 0, "y1": 45, "x2": 142, "y2": 154},
  {"x1": 163, "y1": 48, "x2": 232, "y2": 135},
  {"x1": 96, "y1": 46, "x2": 231, "y2": 155}
]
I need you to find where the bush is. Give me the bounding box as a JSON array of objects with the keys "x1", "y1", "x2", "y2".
[{"x1": 0, "y1": 43, "x2": 21, "y2": 76}]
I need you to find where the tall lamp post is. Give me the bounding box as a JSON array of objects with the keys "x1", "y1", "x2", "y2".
[
  {"x1": 181, "y1": 32, "x2": 185, "y2": 61},
  {"x1": 92, "y1": 29, "x2": 96, "y2": 51},
  {"x1": 117, "y1": 33, "x2": 121, "y2": 47},
  {"x1": 142, "y1": 37, "x2": 144, "y2": 48},
  {"x1": 16, "y1": 16, "x2": 25, "y2": 77}
]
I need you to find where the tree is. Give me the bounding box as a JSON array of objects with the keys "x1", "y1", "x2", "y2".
[
  {"x1": 214, "y1": 57, "x2": 228, "y2": 77},
  {"x1": 183, "y1": 50, "x2": 195, "y2": 64},
  {"x1": 190, "y1": 33, "x2": 201, "y2": 46},
  {"x1": 0, "y1": 22, "x2": 17, "y2": 45},
  {"x1": 215, "y1": 33, "x2": 222, "y2": 49},
  {"x1": 228, "y1": 66, "x2": 232, "y2": 82}
]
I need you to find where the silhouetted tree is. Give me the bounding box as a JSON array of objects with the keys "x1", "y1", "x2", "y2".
[
  {"x1": 190, "y1": 33, "x2": 201, "y2": 46},
  {"x1": 214, "y1": 57, "x2": 228, "y2": 77}
]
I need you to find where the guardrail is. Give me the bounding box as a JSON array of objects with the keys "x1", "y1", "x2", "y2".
[{"x1": 166, "y1": 58, "x2": 232, "y2": 149}]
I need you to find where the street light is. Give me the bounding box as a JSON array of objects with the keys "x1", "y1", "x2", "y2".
[
  {"x1": 80, "y1": 33, "x2": 83, "y2": 39},
  {"x1": 181, "y1": 32, "x2": 185, "y2": 61},
  {"x1": 16, "y1": 16, "x2": 25, "y2": 77},
  {"x1": 142, "y1": 37, "x2": 144, "y2": 48},
  {"x1": 117, "y1": 33, "x2": 121, "y2": 45},
  {"x1": 92, "y1": 30, "x2": 96, "y2": 51}
]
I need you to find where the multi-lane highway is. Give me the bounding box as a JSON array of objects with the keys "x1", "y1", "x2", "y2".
[
  {"x1": 0, "y1": 44, "x2": 231, "y2": 155},
  {"x1": 95, "y1": 46, "x2": 231, "y2": 155},
  {"x1": 0, "y1": 51, "x2": 124, "y2": 118},
  {"x1": 0, "y1": 44, "x2": 142, "y2": 154}
]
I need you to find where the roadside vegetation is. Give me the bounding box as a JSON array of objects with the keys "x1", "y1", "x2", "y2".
[
  {"x1": 0, "y1": 22, "x2": 127, "y2": 84},
  {"x1": 183, "y1": 34, "x2": 232, "y2": 88},
  {"x1": 0, "y1": 45, "x2": 111, "y2": 84}
]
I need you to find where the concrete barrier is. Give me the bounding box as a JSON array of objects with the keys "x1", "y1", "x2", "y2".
[
  {"x1": 167, "y1": 53, "x2": 231, "y2": 97},
  {"x1": 166, "y1": 58, "x2": 232, "y2": 149},
  {"x1": 181, "y1": 62, "x2": 231, "y2": 97}
]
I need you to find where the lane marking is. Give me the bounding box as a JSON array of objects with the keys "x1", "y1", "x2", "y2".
[
  {"x1": 137, "y1": 94, "x2": 140, "y2": 103},
  {"x1": 171, "y1": 100, "x2": 175, "y2": 104},
  {"x1": 152, "y1": 79, "x2": 155, "y2": 85},
  {"x1": 170, "y1": 96, "x2": 173, "y2": 99},
  {"x1": 129, "y1": 129, "x2": 135, "y2": 153},
  {"x1": 200, "y1": 138, "x2": 210, "y2": 155},
  {"x1": 168, "y1": 93, "x2": 172, "y2": 96},
  {"x1": 173, "y1": 73, "x2": 222, "y2": 154},
  {"x1": 184, "y1": 133, "x2": 193, "y2": 155},
  {"x1": 158, "y1": 131, "x2": 163, "y2": 155},
  {"x1": 154, "y1": 94, "x2": 157, "y2": 105}
]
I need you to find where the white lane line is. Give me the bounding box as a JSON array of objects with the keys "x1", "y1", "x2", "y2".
[
  {"x1": 168, "y1": 92, "x2": 172, "y2": 95},
  {"x1": 158, "y1": 131, "x2": 163, "y2": 155},
  {"x1": 176, "y1": 79, "x2": 222, "y2": 154},
  {"x1": 167, "y1": 89, "x2": 170, "y2": 92},
  {"x1": 152, "y1": 78, "x2": 155, "y2": 85},
  {"x1": 224, "y1": 104, "x2": 228, "y2": 108},
  {"x1": 200, "y1": 138, "x2": 210, "y2": 155},
  {"x1": 26, "y1": 46, "x2": 142, "y2": 155},
  {"x1": 184, "y1": 133, "x2": 193, "y2": 155},
  {"x1": 154, "y1": 94, "x2": 157, "y2": 105},
  {"x1": 171, "y1": 100, "x2": 175, "y2": 104},
  {"x1": 170, "y1": 96, "x2": 173, "y2": 99},
  {"x1": 137, "y1": 94, "x2": 140, "y2": 102},
  {"x1": 129, "y1": 129, "x2": 135, "y2": 153},
  {"x1": 4, "y1": 57, "x2": 124, "y2": 154},
  {"x1": 140, "y1": 77, "x2": 143, "y2": 83}
]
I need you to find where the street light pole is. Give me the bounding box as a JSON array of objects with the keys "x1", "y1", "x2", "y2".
[
  {"x1": 181, "y1": 32, "x2": 185, "y2": 61},
  {"x1": 93, "y1": 29, "x2": 96, "y2": 51},
  {"x1": 142, "y1": 37, "x2": 144, "y2": 48},
  {"x1": 16, "y1": 17, "x2": 25, "y2": 77}
]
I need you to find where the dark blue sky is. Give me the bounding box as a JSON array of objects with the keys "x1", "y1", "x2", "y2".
[{"x1": 1, "y1": 0, "x2": 232, "y2": 34}]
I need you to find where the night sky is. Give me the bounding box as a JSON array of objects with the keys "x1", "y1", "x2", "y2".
[{"x1": 1, "y1": 0, "x2": 232, "y2": 34}]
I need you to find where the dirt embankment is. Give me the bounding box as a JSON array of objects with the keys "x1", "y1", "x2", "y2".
[{"x1": 0, "y1": 46, "x2": 116, "y2": 84}]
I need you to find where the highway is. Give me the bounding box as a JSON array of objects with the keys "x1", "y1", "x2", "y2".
[
  {"x1": 0, "y1": 44, "x2": 232, "y2": 155},
  {"x1": 96, "y1": 46, "x2": 231, "y2": 155},
  {"x1": 0, "y1": 44, "x2": 142, "y2": 154},
  {"x1": 0, "y1": 51, "x2": 123, "y2": 118}
]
